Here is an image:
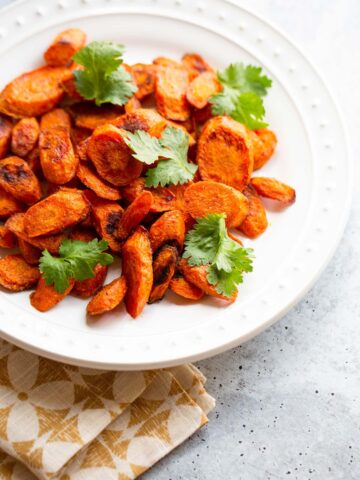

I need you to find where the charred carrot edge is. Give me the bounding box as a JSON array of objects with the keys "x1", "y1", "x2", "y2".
[{"x1": 149, "y1": 245, "x2": 178, "y2": 303}]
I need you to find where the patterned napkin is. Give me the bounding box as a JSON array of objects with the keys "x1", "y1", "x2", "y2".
[{"x1": 0, "y1": 339, "x2": 214, "y2": 479}]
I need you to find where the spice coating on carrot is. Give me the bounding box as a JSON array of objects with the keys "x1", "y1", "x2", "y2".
[
  {"x1": 122, "y1": 226, "x2": 153, "y2": 318},
  {"x1": 0, "y1": 254, "x2": 40, "y2": 291},
  {"x1": 117, "y1": 191, "x2": 153, "y2": 240},
  {"x1": 184, "y1": 181, "x2": 249, "y2": 228},
  {"x1": 86, "y1": 276, "x2": 127, "y2": 315},
  {"x1": 238, "y1": 185, "x2": 268, "y2": 238},
  {"x1": 149, "y1": 210, "x2": 186, "y2": 253},
  {"x1": 24, "y1": 189, "x2": 90, "y2": 237},
  {"x1": 170, "y1": 275, "x2": 204, "y2": 300},
  {"x1": 39, "y1": 126, "x2": 78, "y2": 184},
  {"x1": 87, "y1": 124, "x2": 143, "y2": 186},
  {"x1": 11, "y1": 117, "x2": 40, "y2": 157},
  {"x1": 197, "y1": 116, "x2": 254, "y2": 191},
  {"x1": 44, "y1": 28, "x2": 86, "y2": 67},
  {"x1": 149, "y1": 245, "x2": 178, "y2": 303},
  {"x1": 0, "y1": 156, "x2": 42, "y2": 205},
  {"x1": 30, "y1": 276, "x2": 74, "y2": 312},
  {"x1": 251, "y1": 177, "x2": 296, "y2": 205}
]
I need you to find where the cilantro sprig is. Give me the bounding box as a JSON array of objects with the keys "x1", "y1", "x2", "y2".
[
  {"x1": 183, "y1": 214, "x2": 254, "y2": 297},
  {"x1": 124, "y1": 126, "x2": 198, "y2": 187},
  {"x1": 72, "y1": 41, "x2": 137, "y2": 106},
  {"x1": 210, "y1": 63, "x2": 272, "y2": 129},
  {"x1": 39, "y1": 239, "x2": 114, "y2": 294}
]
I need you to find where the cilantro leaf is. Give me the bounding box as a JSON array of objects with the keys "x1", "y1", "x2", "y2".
[
  {"x1": 183, "y1": 213, "x2": 254, "y2": 297},
  {"x1": 123, "y1": 130, "x2": 164, "y2": 165},
  {"x1": 124, "y1": 126, "x2": 198, "y2": 187},
  {"x1": 217, "y1": 63, "x2": 272, "y2": 96},
  {"x1": 231, "y1": 92, "x2": 268, "y2": 130},
  {"x1": 144, "y1": 126, "x2": 198, "y2": 187},
  {"x1": 72, "y1": 41, "x2": 137, "y2": 106},
  {"x1": 39, "y1": 239, "x2": 114, "y2": 293},
  {"x1": 145, "y1": 158, "x2": 197, "y2": 188},
  {"x1": 210, "y1": 62, "x2": 271, "y2": 129}
]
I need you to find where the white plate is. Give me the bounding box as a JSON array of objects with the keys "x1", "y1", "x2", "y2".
[{"x1": 0, "y1": 0, "x2": 352, "y2": 369}]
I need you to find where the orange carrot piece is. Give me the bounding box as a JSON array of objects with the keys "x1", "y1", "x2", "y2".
[
  {"x1": 0, "y1": 156, "x2": 42, "y2": 205},
  {"x1": 77, "y1": 162, "x2": 121, "y2": 201},
  {"x1": 238, "y1": 185, "x2": 268, "y2": 238},
  {"x1": 155, "y1": 65, "x2": 191, "y2": 121},
  {"x1": 0, "y1": 254, "x2": 40, "y2": 291},
  {"x1": 149, "y1": 245, "x2": 178, "y2": 303},
  {"x1": 170, "y1": 275, "x2": 204, "y2": 300},
  {"x1": 11, "y1": 117, "x2": 40, "y2": 157},
  {"x1": 149, "y1": 210, "x2": 186, "y2": 253},
  {"x1": 0, "y1": 225, "x2": 16, "y2": 248},
  {"x1": 30, "y1": 276, "x2": 74, "y2": 312},
  {"x1": 44, "y1": 28, "x2": 86, "y2": 66},
  {"x1": 122, "y1": 226, "x2": 153, "y2": 318},
  {"x1": 184, "y1": 181, "x2": 249, "y2": 228},
  {"x1": 250, "y1": 177, "x2": 296, "y2": 205},
  {"x1": 86, "y1": 276, "x2": 127, "y2": 315},
  {"x1": 186, "y1": 71, "x2": 221, "y2": 109},
  {"x1": 197, "y1": 116, "x2": 254, "y2": 191},
  {"x1": 117, "y1": 191, "x2": 153, "y2": 240},
  {"x1": 73, "y1": 264, "x2": 108, "y2": 299}
]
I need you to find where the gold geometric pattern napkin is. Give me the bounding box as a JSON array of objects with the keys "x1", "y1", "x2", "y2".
[{"x1": 0, "y1": 339, "x2": 214, "y2": 479}]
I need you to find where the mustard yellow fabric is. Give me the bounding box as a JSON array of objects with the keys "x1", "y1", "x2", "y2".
[{"x1": 0, "y1": 339, "x2": 214, "y2": 479}]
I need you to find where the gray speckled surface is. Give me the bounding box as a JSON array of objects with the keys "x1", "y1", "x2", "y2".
[
  {"x1": 0, "y1": 0, "x2": 359, "y2": 478},
  {"x1": 144, "y1": 1, "x2": 360, "y2": 479}
]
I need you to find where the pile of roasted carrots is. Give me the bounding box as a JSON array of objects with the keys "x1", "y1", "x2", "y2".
[{"x1": 0, "y1": 28, "x2": 295, "y2": 319}]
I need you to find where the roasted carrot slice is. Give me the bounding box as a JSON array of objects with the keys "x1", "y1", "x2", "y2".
[
  {"x1": 121, "y1": 178, "x2": 176, "y2": 212},
  {"x1": 149, "y1": 210, "x2": 186, "y2": 253},
  {"x1": 5, "y1": 213, "x2": 65, "y2": 254},
  {"x1": 0, "y1": 225, "x2": 16, "y2": 248},
  {"x1": 130, "y1": 63, "x2": 156, "y2": 100},
  {"x1": 18, "y1": 238, "x2": 41, "y2": 265},
  {"x1": 25, "y1": 146, "x2": 41, "y2": 175},
  {"x1": 0, "y1": 254, "x2": 40, "y2": 291},
  {"x1": 0, "y1": 156, "x2": 42, "y2": 205},
  {"x1": 249, "y1": 128, "x2": 277, "y2": 170},
  {"x1": 11, "y1": 117, "x2": 40, "y2": 157},
  {"x1": 86, "y1": 276, "x2": 127, "y2": 316},
  {"x1": 197, "y1": 116, "x2": 254, "y2": 191},
  {"x1": 182, "y1": 53, "x2": 213, "y2": 79},
  {"x1": 69, "y1": 226, "x2": 97, "y2": 242},
  {"x1": 0, "y1": 187, "x2": 23, "y2": 218},
  {"x1": 155, "y1": 66, "x2": 191, "y2": 121},
  {"x1": 149, "y1": 245, "x2": 178, "y2": 303},
  {"x1": 85, "y1": 191, "x2": 123, "y2": 253},
  {"x1": 179, "y1": 258, "x2": 237, "y2": 303},
  {"x1": 71, "y1": 103, "x2": 123, "y2": 130},
  {"x1": 39, "y1": 126, "x2": 78, "y2": 184},
  {"x1": 184, "y1": 181, "x2": 249, "y2": 228},
  {"x1": 0, "y1": 115, "x2": 12, "y2": 159},
  {"x1": 238, "y1": 185, "x2": 268, "y2": 238},
  {"x1": 77, "y1": 163, "x2": 121, "y2": 201},
  {"x1": 111, "y1": 108, "x2": 167, "y2": 135},
  {"x1": 61, "y1": 71, "x2": 84, "y2": 101},
  {"x1": 0, "y1": 66, "x2": 69, "y2": 118},
  {"x1": 75, "y1": 136, "x2": 91, "y2": 163},
  {"x1": 169, "y1": 275, "x2": 204, "y2": 300},
  {"x1": 125, "y1": 96, "x2": 141, "y2": 113},
  {"x1": 250, "y1": 177, "x2": 296, "y2": 205},
  {"x1": 71, "y1": 126, "x2": 91, "y2": 147},
  {"x1": 122, "y1": 226, "x2": 153, "y2": 318},
  {"x1": 186, "y1": 72, "x2": 221, "y2": 109},
  {"x1": 73, "y1": 264, "x2": 108, "y2": 299},
  {"x1": 117, "y1": 191, "x2": 153, "y2": 240},
  {"x1": 87, "y1": 124, "x2": 143, "y2": 186},
  {"x1": 40, "y1": 108, "x2": 71, "y2": 131},
  {"x1": 153, "y1": 57, "x2": 181, "y2": 68},
  {"x1": 24, "y1": 189, "x2": 90, "y2": 237},
  {"x1": 44, "y1": 28, "x2": 86, "y2": 66},
  {"x1": 30, "y1": 276, "x2": 74, "y2": 312}
]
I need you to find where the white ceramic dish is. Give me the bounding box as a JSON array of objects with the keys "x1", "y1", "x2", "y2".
[{"x1": 0, "y1": 0, "x2": 352, "y2": 369}]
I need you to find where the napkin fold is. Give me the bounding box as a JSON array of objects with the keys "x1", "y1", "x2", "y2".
[{"x1": 0, "y1": 339, "x2": 214, "y2": 479}]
